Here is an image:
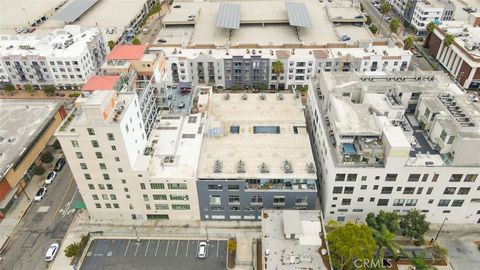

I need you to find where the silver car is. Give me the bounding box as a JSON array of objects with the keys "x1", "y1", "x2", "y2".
[{"x1": 45, "y1": 243, "x2": 59, "y2": 262}]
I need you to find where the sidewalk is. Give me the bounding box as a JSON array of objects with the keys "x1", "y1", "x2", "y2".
[{"x1": 50, "y1": 210, "x2": 261, "y2": 270}]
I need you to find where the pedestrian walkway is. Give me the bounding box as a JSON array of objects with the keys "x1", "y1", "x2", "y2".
[{"x1": 50, "y1": 210, "x2": 261, "y2": 270}]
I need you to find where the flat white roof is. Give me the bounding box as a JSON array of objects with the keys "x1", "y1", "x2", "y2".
[
  {"x1": 0, "y1": 0, "x2": 66, "y2": 28},
  {"x1": 330, "y1": 96, "x2": 382, "y2": 136},
  {"x1": 198, "y1": 93, "x2": 316, "y2": 179}
]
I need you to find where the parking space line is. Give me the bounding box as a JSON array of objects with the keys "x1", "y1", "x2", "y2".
[
  {"x1": 124, "y1": 239, "x2": 131, "y2": 256},
  {"x1": 165, "y1": 240, "x2": 170, "y2": 256},
  {"x1": 155, "y1": 240, "x2": 160, "y2": 256},
  {"x1": 134, "y1": 241, "x2": 140, "y2": 256},
  {"x1": 216, "y1": 240, "x2": 219, "y2": 257},
  {"x1": 185, "y1": 240, "x2": 190, "y2": 256},
  {"x1": 145, "y1": 240, "x2": 150, "y2": 256},
  {"x1": 175, "y1": 240, "x2": 180, "y2": 256}
]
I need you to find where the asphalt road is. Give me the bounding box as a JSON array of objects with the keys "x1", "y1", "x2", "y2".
[
  {"x1": 361, "y1": 0, "x2": 391, "y2": 37},
  {"x1": 81, "y1": 239, "x2": 227, "y2": 270},
  {"x1": 0, "y1": 163, "x2": 81, "y2": 270}
]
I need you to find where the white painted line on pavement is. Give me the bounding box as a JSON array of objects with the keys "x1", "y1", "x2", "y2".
[
  {"x1": 145, "y1": 239, "x2": 150, "y2": 256},
  {"x1": 134, "y1": 241, "x2": 140, "y2": 256},
  {"x1": 165, "y1": 240, "x2": 170, "y2": 256},
  {"x1": 175, "y1": 240, "x2": 180, "y2": 256},
  {"x1": 155, "y1": 240, "x2": 160, "y2": 256},
  {"x1": 124, "y1": 240, "x2": 131, "y2": 256},
  {"x1": 216, "y1": 240, "x2": 220, "y2": 257},
  {"x1": 185, "y1": 240, "x2": 190, "y2": 256}
]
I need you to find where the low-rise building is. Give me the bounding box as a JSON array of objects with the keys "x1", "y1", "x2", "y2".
[
  {"x1": 307, "y1": 70, "x2": 480, "y2": 224},
  {"x1": 0, "y1": 26, "x2": 108, "y2": 90}
]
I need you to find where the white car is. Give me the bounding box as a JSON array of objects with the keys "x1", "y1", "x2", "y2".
[
  {"x1": 34, "y1": 187, "x2": 47, "y2": 201},
  {"x1": 45, "y1": 171, "x2": 57, "y2": 185},
  {"x1": 45, "y1": 243, "x2": 59, "y2": 262},
  {"x1": 197, "y1": 241, "x2": 207, "y2": 259}
]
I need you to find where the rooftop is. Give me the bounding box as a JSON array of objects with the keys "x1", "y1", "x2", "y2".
[
  {"x1": 0, "y1": 0, "x2": 67, "y2": 28},
  {"x1": 438, "y1": 20, "x2": 480, "y2": 59},
  {"x1": 157, "y1": 0, "x2": 372, "y2": 47},
  {"x1": 82, "y1": 75, "x2": 121, "y2": 91},
  {"x1": 197, "y1": 93, "x2": 316, "y2": 179},
  {"x1": 106, "y1": 45, "x2": 148, "y2": 61},
  {"x1": 0, "y1": 99, "x2": 63, "y2": 178},
  {"x1": 261, "y1": 210, "x2": 327, "y2": 270}
]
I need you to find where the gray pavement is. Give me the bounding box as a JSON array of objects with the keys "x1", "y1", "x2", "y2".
[
  {"x1": 0, "y1": 163, "x2": 82, "y2": 270},
  {"x1": 80, "y1": 239, "x2": 227, "y2": 270}
]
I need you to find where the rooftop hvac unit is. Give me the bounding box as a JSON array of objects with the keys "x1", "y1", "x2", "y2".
[
  {"x1": 214, "y1": 160, "x2": 223, "y2": 173},
  {"x1": 260, "y1": 162, "x2": 270, "y2": 173},
  {"x1": 241, "y1": 93, "x2": 248, "y2": 100},
  {"x1": 277, "y1": 93, "x2": 284, "y2": 100},
  {"x1": 237, "y1": 160, "x2": 246, "y2": 173},
  {"x1": 283, "y1": 160, "x2": 293, "y2": 173},
  {"x1": 306, "y1": 162, "x2": 315, "y2": 174},
  {"x1": 260, "y1": 93, "x2": 266, "y2": 100},
  {"x1": 224, "y1": 93, "x2": 230, "y2": 100}
]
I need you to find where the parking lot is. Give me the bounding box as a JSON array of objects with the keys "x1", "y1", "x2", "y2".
[{"x1": 80, "y1": 239, "x2": 227, "y2": 270}]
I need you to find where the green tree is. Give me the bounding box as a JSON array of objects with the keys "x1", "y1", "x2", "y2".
[
  {"x1": 369, "y1": 24, "x2": 379, "y2": 35},
  {"x1": 327, "y1": 222, "x2": 376, "y2": 270},
  {"x1": 431, "y1": 243, "x2": 448, "y2": 263},
  {"x1": 400, "y1": 209, "x2": 430, "y2": 245},
  {"x1": 443, "y1": 34, "x2": 455, "y2": 47},
  {"x1": 132, "y1": 38, "x2": 141, "y2": 45},
  {"x1": 24, "y1": 84, "x2": 34, "y2": 93},
  {"x1": 52, "y1": 139, "x2": 62, "y2": 150},
  {"x1": 41, "y1": 151, "x2": 54, "y2": 163},
  {"x1": 379, "y1": 2, "x2": 391, "y2": 31},
  {"x1": 404, "y1": 35, "x2": 415, "y2": 50},
  {"x1": 366, "y1": 16, "x2": 372, "y2": 26},
  {"x1": 43, "y1": 85, "x2": 56, "y2": 96},
  {"x1": 108, "y1": 40, "x2": 116, "y2": 50},
  {"x1": 32, "y1": 165, "x2": 46, "y2": 175},
  {"x1": 365, "y1": 211, "x2": 400, "y2": 233},
  {"x1": 409, "y1": 251, "x2": 437, "y2": 270},
  {"x1": 272, "y1": 60, "x2": 284, "y2": 90},
  {"x1": 424, "y1": 21, "x2": 436, "y2": 48},
  {"x1": 4, "y1": 84, "x2": 15, "y2": 95},
  {"x1": 389, "y1": 17, "x2": 400, "y2": 38},
  {"x1": 64, "y1": 242, "x2": 80, "y2": 258},
  {"x1": 373, "y1": 225, "x2": 401, "y2": 259}
]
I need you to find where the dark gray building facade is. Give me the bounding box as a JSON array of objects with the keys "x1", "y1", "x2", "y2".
[{"x1": 223, "y1": 55, "x2": 270, "y2": 89}]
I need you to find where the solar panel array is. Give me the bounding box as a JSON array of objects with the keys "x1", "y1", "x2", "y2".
[
  {"x1": 285, "y1": 1, "x2": 311, "y2": 28},
  {"x1": 216, "y1": 3, "x2": 241, "y2": 29},
  {"x1": 52, "y1": 0, "x2": 99, "y2": 23}
]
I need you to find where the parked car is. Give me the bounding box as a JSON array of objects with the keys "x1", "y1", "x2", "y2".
[
  {"x1": 333, "y1": 23, "x2": 341, "y2": 27},
  {"x1": 34, "y1": 187, "x2": 47, "y2": 201},
  {"x1": 340, "y1": 35, "x2": 351, "y2": 41},
  {"x1": 157, "y1": 38, "x2": 167, "y2": 43},
  {"x1": 27, "y1": 28, "x2": 36, "y2": 33},
  {"x1": 385, "y1": 16, "x2": 392, "y2": 22},
  {"x1": 45, "y1": 171, "x2": 57, "y2": 185},
  {"x1": 354, "y1": 23, "x2": 363, "y2": 27},
  {"x1": 197, "y1": 241, "x2": 207, "y2": 259},
  {"x1": 45, "y1": 243, "x2": 59, "y2": 262},
  {"x1": 54, "y1": 156, "x2": 66, "y2": 172},
  {"x1": 173, "y1": 4, "x2": 181, "y2": 8},
  {"x1": 15, "y1": 28, "x2": 23, "y2": 34},
  {"x1": 177, "y1": 102, "x2": 185, "y2": 109}
]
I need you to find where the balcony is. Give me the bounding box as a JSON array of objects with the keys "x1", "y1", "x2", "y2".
[{"x1": 245, "y1": 180, "x2": 316, "y2": 191}]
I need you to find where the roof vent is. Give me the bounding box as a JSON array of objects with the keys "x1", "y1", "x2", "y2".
[
  {"x1": 241, "y1": 93, "x2": 248, "y2": 100},
  {"x1": 260, "y1": 93, "x2": 266, "y2": 100},
  {"x1": 224, "y1": 93, "x2": 230, "y2": 100},
  {"x1": 237, "y1": 160, "x2": 246, "y2": 173},
  {"x1": 214, "y1": 160, "x2": 223, "y2": 173},
  {"x1": 277, "y1": 93, "x2": 284, "y2": 100},
  {"x1": 306, "y1": 162, "x2": 316, "y2": 174},
  {"x1": 283, "y1": 160, "x2": 293, "y2": 173},
  {"x1": 260, "y1": 162, "x2": 270, "y2": 173}
]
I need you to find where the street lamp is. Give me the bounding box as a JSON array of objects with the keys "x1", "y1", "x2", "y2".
[{"x1": 432, "y1": 217, "x2": 448, "y2": 244}]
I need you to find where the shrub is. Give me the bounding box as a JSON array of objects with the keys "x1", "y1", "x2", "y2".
[
  {"x1": 52, "y1": 140, "x2": 62, "y2": 149},
  {"x1": 24, "y1": 84, "x2": 34, "y2": 93},
  {"x1": 227, "y1": 238, "x2": 237, "y2": 253},
  {"x1": 43, "y1": 85, "x2": 56, "y2": 96},
  {"x1": 369, "y1": 24, "x2": 379, "y2": 35},
  {"x1": 68, "y1": 92, "x2": 81, "y2": 98},
  {"x1": 4, "y1": 84, "x2": 15, "y2": 95},
  {"x1": 33, "y1": 165, "x2": 46, "y2": 175},
  {"x1": 41, "y1": 151, "x2": 54, "y2": 163},
  {"x1": 64, "y1": 242, "x2": 80, "y2": 258}
]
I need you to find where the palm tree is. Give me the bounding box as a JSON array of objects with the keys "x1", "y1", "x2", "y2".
[
  {"x1": 443, "y1": 34, "x2": 455, "y2": 47},
  {"x1": 379, "y1": 2, "x2": 391, "y2": 32},
  {"x1": 272, "y1": 60, "x2": 284, "y2": 90},
  {"x1": 424, "y1": 21, "x2": 436, "y2": 48},
  {"x1": 389, "y1": 17, "x2": 400, "y2": 38},
  {"x1": 373, "y1": 225, "x2": 401, "y2": 259},
  {"x1": 403, "y1": 35, "x2": 415, "y2": 50}
]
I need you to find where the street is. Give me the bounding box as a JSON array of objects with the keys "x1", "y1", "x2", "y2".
[
  {"x1": 0, "y1": 164, "x2": 81, "y2": 270},
  {"x1": 360, "y1": 0, "x2": 391, "y2": 37}
]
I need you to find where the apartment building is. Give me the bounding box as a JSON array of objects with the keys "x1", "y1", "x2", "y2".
[
  {"x1": 56, "y1": 89, "x2": 204, "y2": 222},
  {"x1": 196, "y1": 93, "x2": 318, "y2": 221},
  {"x1": 157, "y1": 44, "x2": 412, "y2": 90},
  {"x1": 0, "y1": 26, "x2": 107, "y2": 90},
  {"x1": 390, "y1": 0, "x2": 455, "y2": 34},
  {"x1": 425, "y1": 18, "x2": 480, "y2": 89},
  {"x1": 307, "y1": 71, "x2": 480, "y2": 224}
]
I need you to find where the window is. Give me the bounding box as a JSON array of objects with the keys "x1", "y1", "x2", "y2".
[
  {"x1": 447, "y1": 136, "x2": 455, "y2": 144},
  {"x1": 333, "y1": 186, "x2": 343, "y2": 194},
  {"x1": 428, "y1": 199, "x2": 434, "y2": 204},
  {"x1": 172, "y1": 204, "x2": 190, "y2": 210},
  {"x1": 80, "y1": 163, "x2": 88, "y2": 170},
  {"x1": 385, "y1": 174, "x2": 397, "y2": 181},
  {"x1": 110, "y1": 194, "x2": 117, "y2": 200},
  {"x1": 229, "y1": 195, "x2": 240, "y2": 204},
  {"x1": 438, "y1": 199, "x2": 450, "y2": 206},
  {"x1": 403, "y1": 187, "x2": 415, "y2": 194},
  {"x1": 111, "y1": 145, "x2": 116, "y2": 151},
  {"x1": 361, "y1": 176, "x2": 367, "y2": 181},
  {"x1": 251, "y1": 195, "x2": 262, "y2": 204},
  {"x1": 373, "y1": 185, "x2": 379, "y2": 190},
  {"x1": 452, "y1": 200, "x2": 464, "y2": 207},
  {"x1": 432, "y1": 174, "x2": 439, "y2": 182},
  {"x1": 341, "y1": 199, "x2": 351, "y2": 205},
  {"x1": 153, "y1": 194, "x2": 167, "y2": 200},
  {"x1": 208, "y1": 184, "x2": 223, "y2": 191},
  {"x1": 422, "y1": 174, "x2": 429, "y2": 182},
  {"x1": 458, "y1": 187, "x2": 471, "y2": 195},
  {"x1": 143, "y1": 194, "x2": 149, "y2": 201},
  {"x1": 393, "y1": 199, "x2": 405, "y2": 206},
  {"x1": 71, "y1": 140, "x2": 79, "y2": 147},
  {"x1": 440, "y1": 130, "x2": 447, "y2": 141},
  {"x1": 381, "y1": 187, "x2": 393, "y2": 194},
  {"x1": 360, "y1": 185, "x2": 367, "y2": 190},
  {"x1": 150, "y1": 183, "x2": 164, "y2": 189},
  {"x1": 370, "y1": 197, "x2": 375, "y2": 202},
  {"x1": 95, "y1": 152, "x2": 103, "y2": 159},
  {"x1": 408, "y1": 174, "x2": 420, "y2": 182},
  {"x1": 88, "y1": 184, "x2": 95, "y2": 190},
  {"x1": 273, "y1": 196, "x2": 285, "y2": 205},
  {"x1": 106, "y1": 184, "x2": 113, "y2": 190},
  {"x1": 228, "y1": 184, "x2": 240, "y2": 191},
  {"x1": 426, "y1": 187, "x2": 434, "y2": 194},
  {"x1": 295, "y1": 195, "x2": 308, "y2": 205},
  {"x1": 377, "y1": 199, "x2": 389, "y2": 206},
  {"x1": 145, "y1": 204, "x2": 151, "y2": 210},
  {"x1": 76, "y1": 152, "x2": 83, "y2": 159},
  {"x1": 417, "y1": 187, "x2": 423, "y2": 194},
  {"x1": 115, "y1": 157, "x2": 120, "y2": 162},
  {"x1": 405, "y1": 199, "x2": 417, "y2": 206},
  {"x1": 99, "y1": 163, "x2": 106, "y2": 170},
  {"x1": 91, "y1": 140, "x2": 99, "y2": 148},
  {"x1": 95, "y1": 203, "x2": 101, "y2": 209},
  {"x1": 98, "y1": 184, "x2": 105, "y2": 190},
  {"x1": 210, "y1": 195, "x2": 221, "y2": 205},
  {"x1": 92, "y1": 194, "x2": 99, "y2": 200},
  {"x1": 344, "y1": 187, "x2": 354, "y2": 194},
  {"x1": 87, "y1": 128, "x2": 95, "y2": 135},
  {"x1": 170, "y1": 194, "x2": 189, "y2": 201},
  {"x1": 443, "y1": 187, "x2": 456, "y2": 194},
  {"x1": 84, "y1": 174, "x2": 91, "y2": 180},
  {"x1": 107, "y1": 133, "x2": 115, "y2": 141},
  {"x1": 140, "y1": 183, "x2": 146, "y2": 190},
  {"x1": 103, "y1": 174, "x2": 110, "y2": 180},
  {"x1": 335, "y1": 174, "x2": 346, "y2": 181},
  {"x1": 168, "y1": 183, "x2": 187, "y2": 189},
  {"x1": 155, "y1": 204, "x2": 169, "y2": 210},
  {"x1": 465, "y1": 174, "x2": 477, "y2": 182},
  {"x1": 449, "y1": 174, "x2": 463, "y2": 182},
  {"x1": 113, "y1": 203, "x2": 119, "y2": 208},
  {"x1": 358, "y1": 197, "x2": 364, "y2": 202},
  {"x1": 347, "y1": 174, "x2": 357, "y2": 181}
]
